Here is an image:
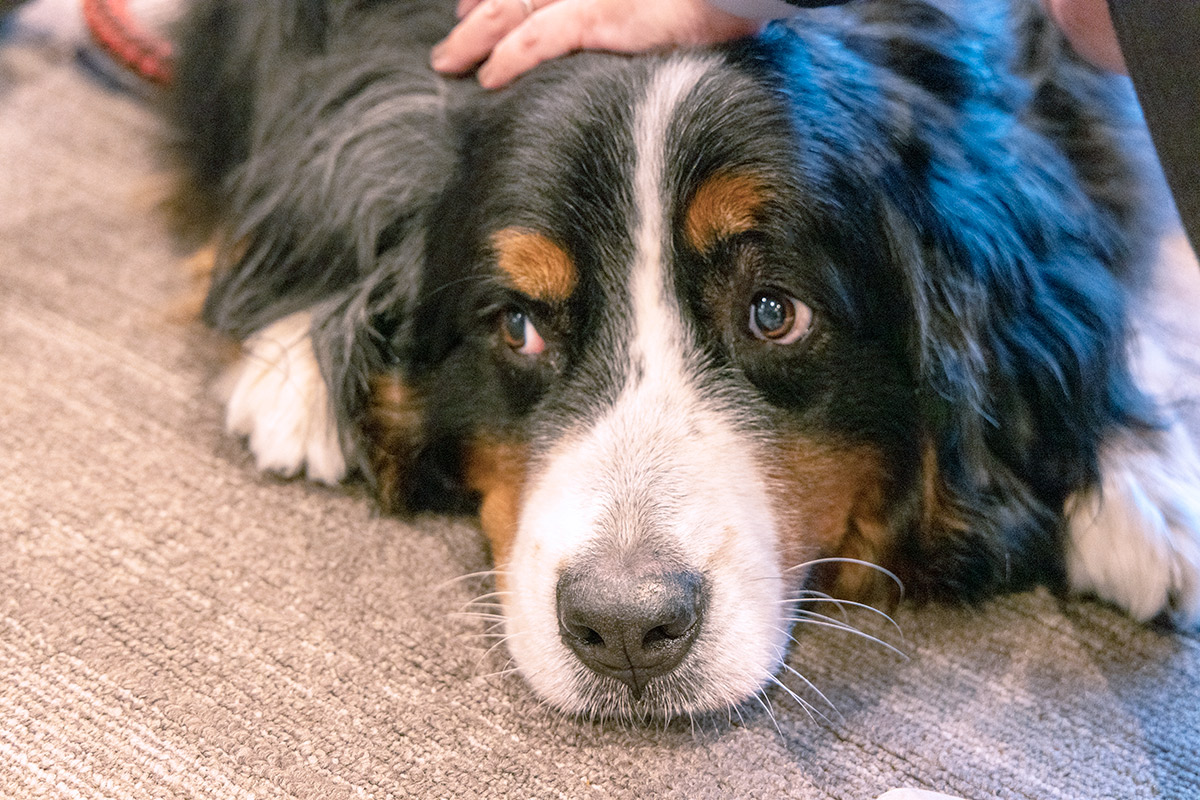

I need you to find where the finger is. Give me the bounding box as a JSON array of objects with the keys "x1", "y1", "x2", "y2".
[
  {"x1": 456, "y1": 0, "x2": 485, "y2": 20},
  {"x1": 432, "y1": 0, "x2": 530, "y2": 75},
  {"x1": 477, "y1": 0, "x2": 590, "y2": 88},
  {"x1": 1045, "y1": 0, "x2": 1125, "y2": 72}
]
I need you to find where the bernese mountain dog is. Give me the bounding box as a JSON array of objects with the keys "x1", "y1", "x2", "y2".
[{"x1": 166, "y1": 0, "x2": 1200, "y2": 720}]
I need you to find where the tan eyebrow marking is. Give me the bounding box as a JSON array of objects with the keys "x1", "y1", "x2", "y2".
[
  {"x1": 684, "y1": 171, "x2": 769, "y2": 252},
  {"x1": 490, "y1": 228, "x2": 577, "y2": 302}
]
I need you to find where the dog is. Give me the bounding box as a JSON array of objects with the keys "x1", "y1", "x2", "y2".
[{"x1": 166, "y1": 0, "x2": 1200, "y2": 720}]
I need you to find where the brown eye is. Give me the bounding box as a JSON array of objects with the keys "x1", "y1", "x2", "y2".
[
  {"x1": 500, "y1": 308, "x2": 546, "y2": 355},
  {"x1": 748, "y1": 290, "x2": 812, "y2": 345}
]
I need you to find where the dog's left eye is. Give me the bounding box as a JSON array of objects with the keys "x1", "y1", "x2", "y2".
[
  {"x1": 499, "y1": 308, "x2": 546, "y2": 356},
  {"x1": 748, "y1": 290, "x2": 812, "y2": 344}
]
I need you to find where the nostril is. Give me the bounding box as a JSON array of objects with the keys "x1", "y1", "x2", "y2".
[
  {"x1": 642, "y1": 625, "x2": 670, "y2": 647},
  {"x1": 569, "y1": 625, "x2": 604, "y2": 648},
  {"x1": 560, "y1": 605, "x2": 607, "y2": 648},
  {"x1": 642, "y1": 609, "x2": 697, "y2": 647},
  {"x1": 661, "y1": 605, "x2": 699, "y2": 640}
]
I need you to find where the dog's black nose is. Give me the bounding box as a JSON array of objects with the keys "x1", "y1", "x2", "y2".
[{"x1": 556, "y1": 561, "x2": 705, "y2": 699}]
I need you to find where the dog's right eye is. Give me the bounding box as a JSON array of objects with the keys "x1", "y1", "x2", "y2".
[{"x1": 499, "y1": 308, "x2": 546, "y2": 356}]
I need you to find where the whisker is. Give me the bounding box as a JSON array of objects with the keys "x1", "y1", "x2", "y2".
[
  {"x1": 481, "y1": 633, "x2": 517, "y2": 659},
  {"x1": 448, "y1": 611, "x2": 507, "y2": 623},
  {"x1": 751, "y1": 689, "x2": 785, "y2": 740},
  {"x1": 787, "y1": 606, "x2": 876, "y2": 633},
  {"x1": 462, "y1": 590, "x2": 511, "y2": 605},
  {"x1": 775, "y1": 591, "x2": 853, "y2": 624},
  {"x1": 783, "y1": 557, "x2": 904, "y2": 598},
  {"x1": 776, "y1": 588, "x2": 836, "y2": 603},
  {"x1": 766, "y1": 675, "x2": 822, "y2": 725},
  {"x1": 454, "y1": 599, "x2": 506, "y2": 613},
  {"x1": 462, "y1": 622, "x2": 508, "y2": 635},
  {"x1": 777, "y1": 662, "x2": 843, "y2": 724},
  {"x1": 786, "y1": 596, "x2": 905, "y2": 640},
  {"x1": 472, "y1": 631, "x2": 524, "y2": 670},
  {"x1": 462, "y1": 634, "x2": 508, "y2": 646},
  {"x1": 787, "y1": 617, "x2": 909, "y2": 660},
  {"x1": 476, "y1": 665, "x2": 522, "y2": 681},
  {"x1": 779, "y1": 605, "x2": 865, "y2": 634},
  {"x1": 435, "y1": 569, "x2": 509, "y2": 592},
  {"x1": 461, "y1": 618, "x2": 508, "y2": 634}
]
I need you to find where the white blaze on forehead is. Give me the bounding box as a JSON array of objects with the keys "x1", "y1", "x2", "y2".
[
  {"x1": 628, "y1": 55, "x2": 718, "y2": 379},
  {"x1": 503, "y1": 57, "x2": 792, "y2": 714}
]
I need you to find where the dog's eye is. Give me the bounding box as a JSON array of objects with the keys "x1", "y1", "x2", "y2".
[
  {"x1": 748, "y1": 290, "x2": 812, "y2": 344},
  {"x1": 500, "y1": 308, "x2": 546, "y2": 356}
]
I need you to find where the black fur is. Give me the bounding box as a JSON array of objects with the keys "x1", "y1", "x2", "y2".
[{"x1": 167, "y1": 0, "x2": 1160, "y2": 604}]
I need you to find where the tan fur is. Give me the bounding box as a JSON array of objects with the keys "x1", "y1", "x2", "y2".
[
  {"x1": 491, "y1": 228, "x2": 577, "y2": 302},
  {"x1": 684, "y1": 172, "x2": 769, "y2": 252},
  {"x1": 364, "y1": 374, "x2": 426, "y2": 512},
  {"x1": 767, "y1": 436, "x2": 897, "y2": 603},
  {"x1": 163, "y1": 243, "x2": 221, "y2": 323},
  {"x1": 463, "y1": 437, "x2": 530, "y2": 570}
]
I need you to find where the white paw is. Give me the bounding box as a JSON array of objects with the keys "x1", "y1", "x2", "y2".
[
  {"x1": 1066, "y1": 422, "x2": 1200, "y2": 628},
  {"x1": 219, "y1": 311, "x2": 349, "y2": 485}
]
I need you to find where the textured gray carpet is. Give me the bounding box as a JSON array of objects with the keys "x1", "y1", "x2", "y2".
[{"x1": 3, "y1": 29, "x2": 1200, "y2": 800}]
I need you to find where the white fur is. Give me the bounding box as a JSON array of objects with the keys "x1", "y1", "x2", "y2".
[
  {"x1": 220, "y1": 311, "x2": 349, "y2": 485},
  {"x1": 502, "y1": 56, "x2": 792, "y2": 715},
  {"x1": 1066, "y1": 321, "x2": 1200, "y2": 628},
  {"x1": 1067, "y1": 424, "x2": 1200, "y2": 627}
]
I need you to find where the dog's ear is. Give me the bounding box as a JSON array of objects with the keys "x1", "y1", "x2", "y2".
[
  {"x1": 758, "y1": 3, "x2": 1158, "y2": 602},
  {"x1": 304, "y1": 232, "x2": 433, "y2": 511},
  {"x1": 777, "y1": 0, "x2": 1157, "y2": 602},
  {"x1": 165, "y1": 0, "x2": 340, "y2": 251},
  {"x1": 878, "y1": 156, "x2": 1149, "y2": 602},
  {"x1": 180, "y1": 0, "x2": 462, "y2": 337},
  {"x1": 200, "y1": 100, "x2": 457, "y2": 340}
]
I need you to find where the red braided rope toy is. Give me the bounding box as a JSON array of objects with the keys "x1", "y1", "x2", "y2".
[{"x1": 82, "y1": 0, "x2": 173, "y2": 86}]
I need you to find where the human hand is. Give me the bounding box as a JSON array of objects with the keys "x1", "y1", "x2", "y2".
[
  {"x1": 430, "y1": 0, "x2": 763, "y2": 88},
  {"x1": 1044, "y1": 0, "x2": 1125, "y2": 72}
]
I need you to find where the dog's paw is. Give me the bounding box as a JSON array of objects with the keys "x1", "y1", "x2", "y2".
[
  {"x1": 1066, "y1": 421, "x2": 1200, "y2": 628},
  {"x1": 219, "y1": 311, "x2": 349, "y2": 485}
]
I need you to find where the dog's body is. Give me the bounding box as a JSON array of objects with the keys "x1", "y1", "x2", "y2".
[{"x1": 168, "y1": 0, "x2": 1200, "y2": 720}]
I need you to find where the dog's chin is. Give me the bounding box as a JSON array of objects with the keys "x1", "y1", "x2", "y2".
[
  {"x1": 556, "y1": 662, "x2": 780, "y2": 723},
  {"x1": 510, "y1": 636, "x2": 789, "y2": 722}
]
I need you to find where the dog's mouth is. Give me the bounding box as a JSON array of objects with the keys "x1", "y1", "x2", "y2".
[
  {"x1": 557, "y1": 660, "x2": 747, "y2": 723},
  {"x1": 547, "y1": 626, "x2": 788, "y2": 722}
]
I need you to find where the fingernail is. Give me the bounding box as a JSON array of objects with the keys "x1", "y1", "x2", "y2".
[{"x1": 430, "y1": 42, "x2": 448, "y2": 70}]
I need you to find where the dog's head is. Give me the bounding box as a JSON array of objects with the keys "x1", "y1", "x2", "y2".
[{"x1": 353, "y1": 13, "x2": 1148, "y2": 719}]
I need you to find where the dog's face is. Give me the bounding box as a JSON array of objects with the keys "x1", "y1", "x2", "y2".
[{"x1": 389, "y1": 48, "x2": 925, "y2": 718}]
